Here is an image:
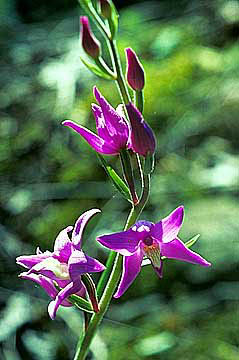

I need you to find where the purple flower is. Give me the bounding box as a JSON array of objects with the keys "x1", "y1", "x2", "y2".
[
  {"x1": 126, "y1": 48, "x2": 145, "y2": 91},
  {"x1": 16, "y1": 209, "x2": 105, "y2": 319},
  {"x1": 63, "y1": 87, "x2": 130, "y2": 155},
  {"x1": 126, "y1": 102, "x2": 156, "y2": 157},
  {"x1": 80, "y1": 16, "x2": 101, "y2": 59},
  {"x1": 97, "y1": 206, "x2": 211, "y2": 298}
]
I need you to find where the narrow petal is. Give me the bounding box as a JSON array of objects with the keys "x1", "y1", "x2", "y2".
[
  {"x1": 114, "y1": 248, "x2": 144, "y2": 298},
  {"x1": 68, "y1": 250, "x2": 105, "y2": 281},
  {"x1": 53, "y1": 226, "x2": 73, "y2": 263},
  {"x1": 152, "y1": 206, "x2": 184, "y2": 243},
  {"x1": 19, "y1": 272, "x2": 72, "y2": 307},
  {"x1": 97, "y1": 228, "x2": 142, "y2": 256},
  {"x1": 48, "y1": 280, "x2": 83, "y2": 319},
  {"x1": 93, "y1": 87, "x2": 129, "y2": 149},
  {"x1": 72, "y1": 209, "x2": 101, "y2": 249},
  {"x1": 63, "y1": 120, "x2": 119, "y2": 155},
  {"x1": 161, "y1": 237, "x2": 211, "y2": 267},
  {"x1": 16, "y1": 250, "x2": 52, "y2": 269},
  {"x1": 27, "y1": 257, "x2": 70, "y2": 281}
]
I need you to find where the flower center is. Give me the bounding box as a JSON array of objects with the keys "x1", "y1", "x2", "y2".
[
  {"x1": 33, "y1": 257, "x2": 70, "y2": 280},
  {"x1": 143, "y1": 236, "x2": 154, "y2": 246},
  {"x1": 143, "y1": 238, "x2": 161, "y2": 267}
]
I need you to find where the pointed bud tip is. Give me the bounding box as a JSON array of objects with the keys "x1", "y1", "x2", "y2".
[
  {"x1": 125, "y1": 47, "x2": 145, "y2": 91},
  {"x1": 80, "y1": 17, "x2": 101, "y2": 59}
]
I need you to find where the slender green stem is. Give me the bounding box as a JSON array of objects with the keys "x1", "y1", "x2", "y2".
[
  {"x1": 78, "y1": 0, "x2": 110, "y2": 39},
  {"x1": 74, "y1": 23, "x2": 151, "y2": 360},
  {"x1": 108, "y1": 39, "x2": 131, "y2": 105},
  {"x1": 96, "y1": 251, "x2": 116, "y2": 298},
  {"x1": 134, "y1": 90, "x2": 144, "y2": 113}
]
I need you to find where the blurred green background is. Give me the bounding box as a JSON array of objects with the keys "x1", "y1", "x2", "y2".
[{"x1": 0, "y1": 0, "x2": 239, "y2": 359}]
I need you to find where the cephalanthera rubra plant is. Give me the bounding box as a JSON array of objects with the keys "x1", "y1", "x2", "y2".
[{"x1": 16, "y1": 1, "x2": 211, "y2": 359}]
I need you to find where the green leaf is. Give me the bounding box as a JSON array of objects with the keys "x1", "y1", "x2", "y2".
[
  {"x1": 185, "y1": 234, "x2": 200, "y2": 248},
  {"x1": 81, "y1": 57, "x2": 114, "y2": 80},
  {"x1": 97, "y1": 154, "x2": 132, "y2": 202},
  {"x1": 68, "y1": 294, "x2": 94, "y2": 313}
]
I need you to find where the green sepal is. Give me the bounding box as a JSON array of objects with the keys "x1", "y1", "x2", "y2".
[
  {"x1": 81, "y1": 274, "x2": 99, "y2": 313},
  {"x1": 97, "y1": 154, "x2": 132, "y2": 203},
  {"x1": 144, "y1": 152, "x2": 155, "y2": 175},
  {"x1": 185, "y1": 234, "x2": 200, "y2": 248},
  {"x1": 68, "y1": 294, "x2": 95, "y2": 313},
  {"x1": 107, "y1": 2, "x2": 119, "y2": 39},
  {"x1": 80, "y1": 56, "x2": 114, "y2": 80}
]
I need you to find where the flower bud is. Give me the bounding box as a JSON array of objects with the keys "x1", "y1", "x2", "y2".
[
  {"x1": 126, "y1": 102, "x2": 156, "y2": 157},
  {"x1": 99, "y1": 0, "x2": 112, "y2": 19},
  {"x1": 125, "y1": 48, "x2": 145, "y2": 91},
  {"x1": 80, "y1": 16, "x2": 101, "y2": 59}
]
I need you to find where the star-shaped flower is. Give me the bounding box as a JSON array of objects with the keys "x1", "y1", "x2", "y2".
[
  {"x1": 16, "y1": 209, "x2": 105, "y2": 319},
  {"x1": 97, "y1": 206, "x2": 211, "y2": 298},
  {"x1": 63, "y1": 87, "x2": 130, "y2": 155}
]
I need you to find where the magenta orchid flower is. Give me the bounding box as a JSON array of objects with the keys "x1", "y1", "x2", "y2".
[
  {"x1": 97, "y1": 206, "x2": 211, "y2": 298},
  {"x1": 63, "y1": 87, "x2": 130, "y2": 155},
  {"x1": 16, "y1": 209, "x2": 105, "y2": 319}
]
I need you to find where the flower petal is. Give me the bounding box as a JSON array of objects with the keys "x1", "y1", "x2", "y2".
[
  {"x1": 152, "y1": 206, "x2": 184, "y2": 243},
  {"x1": 48, "y1": 280, "x2": 83, "y2": 319},
  {"x1": 19, "y1": 272, "x2": 72, "y2": 307},
  {"x1": 97, "y1": 228, "x2": 142, "y2": 256},
  {"x1": 161, "y1": 237, "x2": 211, "y2": 267},
  {"x1": 93, "y1": 87, "x2": 129, "y2": 149},
  {"x1": 16, "y1": 250, "x2": 52, "y2": 269},
  {"x1": 53, "y1": 226, "x2": 73, "y2": 262},
  {"x1": 72, "y1": 209, "x2": 101, "y2": 249},
  {"x1": 68, "y1": 250, "x2": 105, "y2": 281},
  {"x1": 63, "y1": 120, "x2": 119, "y2": 155},
  {"x1": 114, "y1": 248, "x2": 144, "y2": 298}
]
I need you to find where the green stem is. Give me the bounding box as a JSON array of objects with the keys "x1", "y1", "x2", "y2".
[
  {"x1": 134, "y1": 90, "x2": 144, "y2": 113},
  {"x1": 74, "y1": 26, "x2": 151, "y2": 360},
  {"x1": 108, "y1": 39, "x2": 131, "y2": 105},
  {"x1": 96, "y1": 251, "x2": 116, "y2": 298}
]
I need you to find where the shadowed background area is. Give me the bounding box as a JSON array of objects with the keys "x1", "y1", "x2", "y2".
[{"x1": 0, "y1": 0, "x2": 239, "y2": 359}]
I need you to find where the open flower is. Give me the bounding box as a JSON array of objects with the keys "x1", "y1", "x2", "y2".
[
  {"x1": 63, "y1": 87, "x2": 129, "y2": 155},
  {"x1": 97, "y1": 206, "x2": 211, "y2": 298},
  {"x1": 16, "y1": 209, "x2": 105, "y2": 319}
]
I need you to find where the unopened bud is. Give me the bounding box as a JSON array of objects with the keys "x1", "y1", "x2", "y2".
[
  {"x1": 126, "y1": 102, "x2": 156, "y2": 157},
  {"x1": 99, "y1": 0, "x2": 112, "y2": 19},
  {"x1": 80, "y1": 16, "x2": 101, "y2": 59},
  {"x1": 126, "y1": 48, "x2": 145, "y2": 91}
]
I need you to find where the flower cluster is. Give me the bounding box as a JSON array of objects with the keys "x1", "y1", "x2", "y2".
[
  {"x1": 16, "y1": 5, "x2": 211, "y2": 326},
  {"x1": 63, "y1": 86, "x2": 156, "y2": 158}
]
